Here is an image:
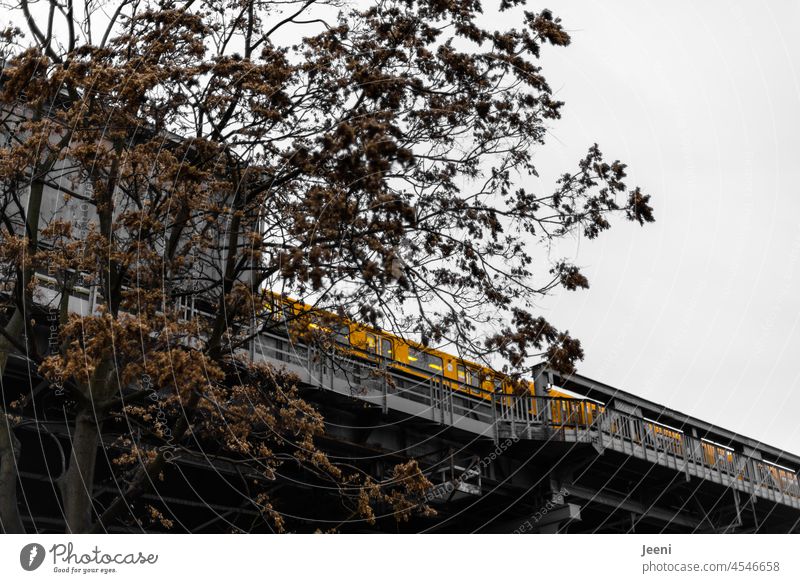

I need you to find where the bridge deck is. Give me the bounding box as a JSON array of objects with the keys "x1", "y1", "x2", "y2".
[{"x1": 246, "y1": 330, "x2": 800, "y2": 512}]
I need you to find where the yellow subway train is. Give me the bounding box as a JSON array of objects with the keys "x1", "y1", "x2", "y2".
[
  {"x1": 264, "y1": 292, "x2": 529, "y2": 402},
  {"x1": 263, "y1": 293, "x2": 799, "y2": 496}
]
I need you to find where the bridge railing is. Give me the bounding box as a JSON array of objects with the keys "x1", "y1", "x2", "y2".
[{"x1": 566, "y1": 403, "x2": 800, "y2": 505}]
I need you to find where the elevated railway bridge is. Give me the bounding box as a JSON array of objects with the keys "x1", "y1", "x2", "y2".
[
  {"x1": 3, "y1": 287, "x2": 800, "y2": 533},
  {"x1": 247, "y1": 330, "x2": 800, "y2": 533}
]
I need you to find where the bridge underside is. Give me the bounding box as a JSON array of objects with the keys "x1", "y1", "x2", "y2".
[{"x1": 308, "y1": 385, "x2": 800, "y2": 534}]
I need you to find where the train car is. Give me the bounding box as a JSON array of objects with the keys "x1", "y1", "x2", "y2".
[
  {"x1": 701, "y1": 440, "x2": 736, "y2": 473},
  {"x1": 260, "y1": 291, "x2": 527, "y2": 403},
  {"x1": 546, "y1": 387, "x2": 604, "y2": 427},
  {"x1": 345, "y1": 318, "x2": 517, "y2": 403}
]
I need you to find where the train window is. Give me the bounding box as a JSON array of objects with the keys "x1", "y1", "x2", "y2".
[
  {"x1": 366, "y1": 333, "x2": 377, "y2": 353},
  {"x1": 408, "y1": 347, "x2": 443, "y2": 373},
  {"x1": 269, "y1": 302, "x2": 291, "y2": 322},
  {"x1": 266, "y1": 299, "x2": 281, "y2": 321},
  {"x1": 457, "y1": 365, "x2": 480, "y2": 387},
  {"x1": 381, "y1": 338, "x2": 393, "y2": 359},
  {"x1": 335, "y1": 325, "x2": 350, "y2": 345}
]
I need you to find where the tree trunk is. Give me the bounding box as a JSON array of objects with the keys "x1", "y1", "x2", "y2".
[
  {"x1": 0, "y1": 416, "x2": 24, "y2": 533},
  {"x1": 60, "y1": 356, "x2": 114, "y2": 533},
  {"x1": 0, "y1": 310, "x2": 23, "y2": 374},
  {"x1": 0, "y1": 170, "x2": 46, "y2": 370},
  {"x1": 0, "y1": 167, "x2": 50, "y2": 533},
  {"x1": 59, "y1": 409, "x2": 100, "y2": 533}
]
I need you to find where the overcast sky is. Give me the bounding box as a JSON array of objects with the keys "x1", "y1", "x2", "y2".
[{"x1": 518, "y1": 1, "x2": 800, "y2": 454}]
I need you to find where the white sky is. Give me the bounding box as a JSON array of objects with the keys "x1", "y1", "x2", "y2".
[{"x1": 521, "y1": 1, "x2": 800, "y2": 454}]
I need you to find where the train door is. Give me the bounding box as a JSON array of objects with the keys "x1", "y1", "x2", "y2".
[
  {"x1": 334, "y1": 325, "x2": 350, "y2": 346},
  {"x1": 457, "y1": 364, "x2": 483, "y2": 398},
  {"x1": 381, "y1": 338, "x2": 393, "y2": 360},
  {"x1": 481, "y1": 374, "x2": 503, "y2": 398},
  {"x1": 365, "y1": 333, "x2": 394, "y2": 363},
  {"x1": 364, "y1": 333, "x2": 378, "y2": 363},
  {"x1": 484, "y1": 374, "x2": 512, "y2": 409}
]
